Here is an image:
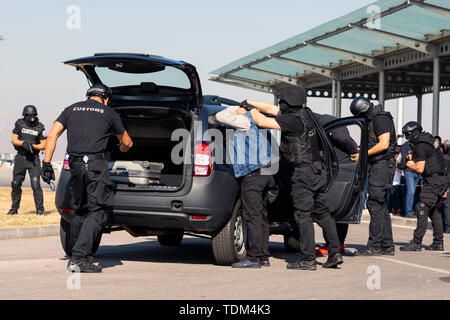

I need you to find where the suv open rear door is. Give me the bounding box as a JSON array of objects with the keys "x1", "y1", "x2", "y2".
[
  {"x1": 64, "y1": 53, "x2": 203, "y2": 110},
  {"x1": 323, "y1": 117, "x2": 368, "y2": 223}
]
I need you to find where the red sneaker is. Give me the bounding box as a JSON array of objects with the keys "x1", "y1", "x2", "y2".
[
  {"x1": 340, "y1": 244, "x2": 345, "y2": 254},
  {"x1": 316, "y1": 245, "x2": 329, "y2": 256}
]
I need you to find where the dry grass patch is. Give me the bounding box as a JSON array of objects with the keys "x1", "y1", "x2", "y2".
[{"x1": 0, "y1": 187, "x2": 60, "y2": 228}]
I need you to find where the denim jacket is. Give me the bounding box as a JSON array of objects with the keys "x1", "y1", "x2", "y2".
[{"x1": 229, "y1": 111, "x2": 273, "y2": 178}]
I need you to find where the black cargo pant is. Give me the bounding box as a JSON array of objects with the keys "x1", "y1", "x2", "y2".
[
  {"x1": 442, "y1": 193, "x2": 450, "y2": 233},
  {"x1": 366, "y1": 159, "x2": 395, "y2": 250},
  {"x1": 322, "y1": 223, "x2": 349, "y2": 246},
  {"x1": 11, "y1": 153, "x2": 44, "y2": 211},
  {"x1": 240, "y1": 170, "x2": 272, "y2": 261},
  {"x1": 69, "y1": 157, "x2": 113, "y2": 260},
  {"x1": 413, "y1": 175, "x2": 448, "y2": 245},
  {"x1": 291, "y1": 164, "x2": 340, "y2": 261}
]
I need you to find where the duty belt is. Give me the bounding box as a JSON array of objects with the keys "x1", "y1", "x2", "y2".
[{"x1": 69, "y1": 153, "x2": 106, "y2": 163}]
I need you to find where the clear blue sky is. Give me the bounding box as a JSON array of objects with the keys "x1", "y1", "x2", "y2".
[{"x1": 1, "y1": 0, "x2": 448, "y2": 159}]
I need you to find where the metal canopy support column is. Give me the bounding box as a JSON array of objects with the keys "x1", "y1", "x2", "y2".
[
  {"x1": 332, "y1": 79, "x2": 337, "y2": 116},
  {"x1": 336, "y1": 80, "x2": 342, "y2": 118},
  {"x1": 417, "y1": 93, "x2": 423, "y2": 125},
  {"x1": 379, "y1": 70, "x2": 385, "y2": 107},
  {"x1": 432, "y1": 56, "x2": 440, "y2": 136},
  {"x1": 348, "y1": 23, "x2": 432, "y2": 54}
]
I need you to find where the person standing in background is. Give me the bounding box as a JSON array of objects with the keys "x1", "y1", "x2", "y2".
[
  {"x1": 8, "y1": 105, "x2": 47, "y2": 215},
  {"x1": 401, "y1": 141, "x2": 419, "y2": 218}
]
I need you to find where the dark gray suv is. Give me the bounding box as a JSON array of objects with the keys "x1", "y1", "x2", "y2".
[{"x1": 55, "y1": 53, "x2": 369, "y2": 265}]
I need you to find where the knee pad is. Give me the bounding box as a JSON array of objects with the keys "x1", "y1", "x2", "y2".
[
  {"x1": 30, "y1": 176, "x2": 41, "y2": 190},
  {"x1": 11, "y1": 180, "x2": 22, "y2": 191},
  {"x1": 416, "y1": 202, "x2": 428, "y2": 217}
]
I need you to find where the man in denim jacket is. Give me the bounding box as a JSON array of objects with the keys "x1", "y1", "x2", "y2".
[{"x1": 215, "y1": 104, "x2": 275, "y2": 268}]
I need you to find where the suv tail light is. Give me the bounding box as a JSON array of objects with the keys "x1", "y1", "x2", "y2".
[
  {"x1": 63, "y1": 154, "x2": 70, "y2": 171},
  {"x1": 194, "y1": 142, "x2": 213, "y2": 177}
]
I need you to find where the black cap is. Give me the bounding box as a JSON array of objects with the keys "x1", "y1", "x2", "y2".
[
  {"x1": 22, "y1": 105, "x2": 37, "y2": 116},
  {"x1": 86, "y1": 83, "x2": 112, "y2": 99},
  {"x1": 277, "y1": 85, "x2": 307, "y2": 107}
]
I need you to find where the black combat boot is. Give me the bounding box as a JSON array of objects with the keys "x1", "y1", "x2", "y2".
[
  {"x1": 354, "y1": 247, "x2": 382, "y2": 256},
  {"x1": 7, "y1": 209, "x2": 18, "y2": 215},
  {"x1": 322, "y1": 253, "x2": 344, "y2": 268},
  {"x1": 67, "y1": 258, "x2": 102, "y2": 273},
  {"x1": 260, "y1": 258, "x2": 270, "y2": 267},
  {"x1": 425, "y1": 242, "x2": 444, "y2": 251},
  {"x1": 287, "y1": 260, "x2": 317, "y2": 271},
  {"x1": 381, "y1": 246, "x2": 396, "y2": 256},
  {"x1": 400, "y1": 240, "x2": 422, "y2": 252}
]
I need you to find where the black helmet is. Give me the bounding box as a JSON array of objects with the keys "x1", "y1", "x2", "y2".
[
  {"x1": 22, "y1": 105, "x2": 37, "y2": 116},
  {"x1": 402, "y1": 121, "x2": 422, "y2": 141},
  {"x1": 277, "y1": 85, "x2": 307, "y2": 107},
  {"x1": 86, "y1": 83, "x2": 112, "y2": 99},
  {"x1": 350, "y1": 97, "x2": 372, "y2": 116}
]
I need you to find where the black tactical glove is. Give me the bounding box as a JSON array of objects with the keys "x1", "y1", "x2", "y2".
[
  {"x1": 396, "y1": 157, "x2": 408, "y2": 170},
  {"x1": 22, "y1": 141, "x2": 34, "y2": 154},
  {"x1": 41, "y1": 162, "x2": 55, "y2": 184},
  {"x1": 240, "y1": 100, "x2": 255, "y2": 111}
]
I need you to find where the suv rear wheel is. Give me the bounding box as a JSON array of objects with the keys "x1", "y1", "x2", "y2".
[
  {"x1": 283, "y1": 233, "x2": 301, "y2": 253},
  {"x1": 157, "y1": 231, "x2": 184, "y2": 246},
  {"x1": 212, "y1": 199, "x2": 247, "y2": 265}
]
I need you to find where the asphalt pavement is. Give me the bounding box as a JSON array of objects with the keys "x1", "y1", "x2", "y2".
[{"x1": 0, "y1": 222, "x2": 449, "y2": 300}]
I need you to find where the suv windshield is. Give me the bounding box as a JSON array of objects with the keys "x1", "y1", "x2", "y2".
[{"x1": 94, "y1": 61, "x2": 192, "y2": 89}]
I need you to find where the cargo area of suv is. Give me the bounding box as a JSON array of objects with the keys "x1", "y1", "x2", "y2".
[{"x1": 106, "y1": 106, "x2": 193, "y2": 191}]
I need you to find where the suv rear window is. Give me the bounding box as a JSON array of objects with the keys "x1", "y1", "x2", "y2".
[{"x1": 95, "y1": 61, "x2": 192, "y2": 89}]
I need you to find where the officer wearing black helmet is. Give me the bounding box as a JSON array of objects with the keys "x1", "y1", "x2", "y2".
[
  {"x1": 8, "y1": 105, "x2": 47, "y2": 215},
  {"x1": 41, "y1": 83, "x2": 133, "y2": 273},
  {"x1": 246, "y1": 85, "x2": 343, "y2": 270},
  {"x1": 350, "y1": 97, "x2": 396, "y2": 256},
  {"x1": 399, "y1": 122, "x2": 447, "y2": 251}
]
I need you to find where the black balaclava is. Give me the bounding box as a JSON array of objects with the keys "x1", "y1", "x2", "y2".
[
  {"x1": 24, "y1": 114, "x2": 38, "y2": 127},
  {"x1": 278, "y1": 85, "x2": 307, "y2": 114},
  {"x1": 279, "y1": 100, "x2": 292, "y2": 114},
  {"x1": 365, "y1": 103, "x2": 382, "y2": 121},
  {"x1": 407, "y1": 129, "x2": 422, "y2": 145}
]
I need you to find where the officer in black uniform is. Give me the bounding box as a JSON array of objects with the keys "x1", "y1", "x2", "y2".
[
  {"x1": 41, "y1": 84, "x2": 133, "y2": 273},
  {"x1": 350, "y1": 97, "x2": 397, "y2": 256},
  {"x1": 8, "y1": 105, "x2": 47, "y2": 215},
  {"x1": 314, "y1": 112, "x2": 359, "y2": 255},
  {"x1": 399, "y1": 122, "x2": 447, "y2": 251},
  {"x1": 247, "y1": 85, "x2": 343, "y2": 270}
]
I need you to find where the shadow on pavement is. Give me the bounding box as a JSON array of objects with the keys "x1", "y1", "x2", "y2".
[{"x1": 93, "y1": 237, "x2": 215, "y2": 269}]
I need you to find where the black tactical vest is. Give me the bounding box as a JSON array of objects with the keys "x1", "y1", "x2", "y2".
[
  {"x1": 368, "y1": 107, "x2": 396, "y2": 162},
  {"x1": 279, "y1": 108, "x2": 322, "y2": 166},
  {"x1": 415, "y1": 132, "x2": 446, "y2": 178}
]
